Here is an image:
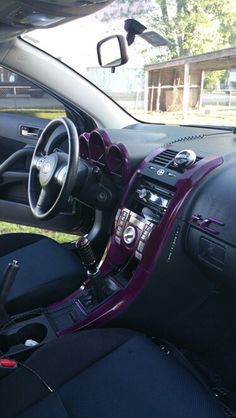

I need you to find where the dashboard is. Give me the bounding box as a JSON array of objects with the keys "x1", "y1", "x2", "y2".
[
  {"x1": 73, "y1": 124, "x2": 236, "y2": 366},
  {"x1": 2, "y1": 115, "x2": 236, "y2": 394},
  {"x1": 78, "y1": 124, "x2": 234, "y2": 279}
]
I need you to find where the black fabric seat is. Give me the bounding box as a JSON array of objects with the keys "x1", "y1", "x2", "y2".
[
  {"x1": 0, "y1": 233, "x2": 85, "y2": 314},
  {"x1": 0, "y1": 328, "x2": 225, "y2": 418}
]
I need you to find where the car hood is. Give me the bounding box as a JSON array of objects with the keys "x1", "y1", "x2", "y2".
[{"x1": 0, "y1": 0, "x2": 113, "y2": 42}]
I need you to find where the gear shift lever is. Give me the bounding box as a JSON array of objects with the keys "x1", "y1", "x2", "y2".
[
  {"x1": 76, "y1": 237, "x2": 105, "y2": 302},
  {"x1": 76, "y1": 237, "x2": 99, "y2": 275},
  {"x1": 0, "y1": 260, "x2": 19, "y2": 327}
]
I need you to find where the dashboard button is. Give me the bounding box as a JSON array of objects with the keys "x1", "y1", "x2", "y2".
[
  {"x1": 135, "y1": 251, "x2": 142, "y2": 260},
  {"x1": 121, "y1": 209, "x2": 129, "y2": 217},
  {"x1": 137, "y1": 241, "x2": 145, "y2": 252},
  {"x1": 141, "y1": 230, "x2": 149, "y2": 240}
]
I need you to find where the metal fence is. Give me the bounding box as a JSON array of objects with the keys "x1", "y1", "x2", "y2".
[
  {"x1": 0, "y1": 85, "x2": 64, "y2": 110},
  {"x1": 109, "y1": 88, "x2": 236, "y2": 114}
]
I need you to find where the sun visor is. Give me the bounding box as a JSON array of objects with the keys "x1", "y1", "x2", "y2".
[{"x1": 0, "y1": 0, "x2": 113, "y2": 33}]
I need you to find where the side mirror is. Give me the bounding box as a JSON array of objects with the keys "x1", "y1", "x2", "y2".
[{"x1": 97, "y1": 35, "x2": 128, "y2": 72}]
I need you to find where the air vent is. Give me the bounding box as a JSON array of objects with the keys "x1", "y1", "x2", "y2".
[
  {"x1": 151, "y1": 149, "x2": 203, "y2": 172},
  {"x1": 151, "y1": 149, "x2": 177, "y2": 166},
  {"x1": 168, "y1": 155, "x2": 203, "y2": 172}
]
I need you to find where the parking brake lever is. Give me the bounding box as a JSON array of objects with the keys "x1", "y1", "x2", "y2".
[{"x1": 0, "y1": 260, "x2": 19, "y2": 327}]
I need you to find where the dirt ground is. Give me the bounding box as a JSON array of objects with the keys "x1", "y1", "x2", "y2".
[{"x1": 133, "y1": 107, "x2": 236, "y2": 128}]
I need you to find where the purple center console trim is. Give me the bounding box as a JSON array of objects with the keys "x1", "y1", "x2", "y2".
[{"x1": 49, "y1": 146, "x2": 223, "y2": 336}]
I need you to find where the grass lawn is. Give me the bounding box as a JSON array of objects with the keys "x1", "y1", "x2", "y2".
[
  {"x1": 0, "y1": 108, "x2": 76, "y2": 243},
  {"x1": 133, "y1": 107, "x2": 236, "y2": 127},
  {"x1": 0, "y1": 109, "x2": 66, "y2": 119},
  {"x1": 0, "y1": 221, "x2": 76, "y2": 244}
]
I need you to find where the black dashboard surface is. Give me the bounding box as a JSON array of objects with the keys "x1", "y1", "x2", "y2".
[{"x1": 108, "y1": 124, "x2": 236, "y2": 162}]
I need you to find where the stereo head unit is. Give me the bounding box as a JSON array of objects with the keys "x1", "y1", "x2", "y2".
[{"x1": 127, "y1": 177, "x2": 174, "y2": 225}]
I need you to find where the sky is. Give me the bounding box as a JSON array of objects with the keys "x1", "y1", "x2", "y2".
[{"x1": 23, "y1": 0, "x2": 159, "y2": 75}]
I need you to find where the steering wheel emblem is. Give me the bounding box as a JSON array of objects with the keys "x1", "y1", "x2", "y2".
[{"x1": 42, "y1": 162, "x2": 51, "y2": 174}]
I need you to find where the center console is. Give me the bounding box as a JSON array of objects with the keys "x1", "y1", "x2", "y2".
[
  {"x1": 0, "y1": 146, "x2": 223, "y2": 360},
  {"x1": 115, "y1": 176, "x2": 175, "y2": 260}
]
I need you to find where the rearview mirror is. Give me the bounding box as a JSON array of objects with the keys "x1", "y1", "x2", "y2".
[{"x1": 97, "y1": 35, "x2": 128, "y2": 71}]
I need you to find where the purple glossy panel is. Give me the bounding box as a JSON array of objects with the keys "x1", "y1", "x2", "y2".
[
  {"x1": 106, "y1": 143, "x2": 131, "y2": 183},
  {"x1": 118, "y1": 146, "x2": 168, "y2": 208},
  {"x1": 89, "y1": 130, "x2": 110, "y2": 163},
  {"x1": 92, "y1": 129, "x2": 112, "y2": 147},
  {"x1": 191, "y1": 214, "x2": 225, "y2": 235},
  {"x1": 136, "y1": 155, "x2": 224, "y2": 274},
  {"x1": 49, "y1": 147, "x2": 168, "y2": 330},
  {"x1": 79, "y1": 129, "x2": 132, "y2": 183},
  {"x1": 79, "y1": 133, "x2": 90, "y2": 159},
  {"x1": 100, "y1": 236, "x2": 129, "y2": 274},
  {"x1": 57, "y1": 152, "x2": 223, "y2": 336}
]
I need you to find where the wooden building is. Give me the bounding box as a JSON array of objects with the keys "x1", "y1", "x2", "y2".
[{"x1": 145, "y1": 47, "x2": 236, "y2": 115}]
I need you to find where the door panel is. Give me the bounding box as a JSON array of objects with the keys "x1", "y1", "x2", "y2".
[{"x1": 0, "y1": 68, "x2": 84, "y2": 234}]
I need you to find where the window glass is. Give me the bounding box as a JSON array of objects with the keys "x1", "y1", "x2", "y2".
[{"x1": 0, "y1": 67, "x2": 66, "y2": 119}]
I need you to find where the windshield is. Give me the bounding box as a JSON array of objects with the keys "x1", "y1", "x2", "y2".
[{"x1": 24, "y1": 0, "x2": 236, "y2": 127}]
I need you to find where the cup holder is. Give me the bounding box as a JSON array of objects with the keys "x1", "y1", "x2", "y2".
[{"x1": 0, "y1": 323, "x2": 47, "y2": 353}]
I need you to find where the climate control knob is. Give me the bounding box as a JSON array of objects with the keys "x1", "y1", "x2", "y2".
[
  {"x1": 136, "y1": 188, "x2": 151, "y2": 200},
  {"x1": 136, "y1": 188, "x2": 147, "y2": 199},
  {"x1": 123, "y1": 225, "x2": 136, "y2": 245}
]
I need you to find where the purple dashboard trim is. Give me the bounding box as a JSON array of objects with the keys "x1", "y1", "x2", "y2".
[
  {"x1": 48, "y1": 144, "x2": 223, "y2": 336},
  {"x1": 89, "y1": 129, "x2": 111, "y2": 162},
  {"x1": 79, "y1": 129, "x2": 131, "y2": 183},
  {"x1": 191, "y1": 214, "x2": 225, "y2": 235},
  {"x1": 79, "y1": 133, "x2": 90, "y2": 160},
  {"x1": 106, "y1": 142, "x2": 131, "y2": 184}
]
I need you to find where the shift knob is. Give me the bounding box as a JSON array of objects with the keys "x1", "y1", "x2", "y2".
[{"x1": 76, "y1": 237, "x2": 98, "y2": 275}]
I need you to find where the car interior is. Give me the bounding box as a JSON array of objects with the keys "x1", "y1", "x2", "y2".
[{"x1": 0, "y1": 0, "x2": 235, "y2": 417}]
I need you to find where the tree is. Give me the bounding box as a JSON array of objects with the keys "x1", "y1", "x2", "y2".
[
  {"x1": 100, "y1": 0, "x2": 155, "y2": 22},
  {"x1": 149, "y1": 0, "x2": 236, "y2": 59}
]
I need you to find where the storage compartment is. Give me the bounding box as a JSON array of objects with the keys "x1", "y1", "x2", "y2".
[
  {"x1": 186, "y1": 226, "x2": 236, "y2": 289},
  {"x1": 0, "y1": 323, "x2": 47, "y2": 353},
  {"x1": 0, "y1": 315, "x2": 55, "y2": 356}
]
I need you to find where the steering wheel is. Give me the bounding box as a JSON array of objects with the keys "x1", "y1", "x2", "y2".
[{"x1": 28, "y1": 117, "x2": 79, "y2": 219}]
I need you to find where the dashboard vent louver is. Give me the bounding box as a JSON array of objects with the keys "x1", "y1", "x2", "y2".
[
  {"x1": 151, "y1": 149, "x2": 203, "y2": 172},
  {"x1": 151, "y1": 149, "x2": 177, "y2": 166}
]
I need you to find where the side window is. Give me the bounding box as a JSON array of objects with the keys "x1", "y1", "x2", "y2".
[{"x1": 0, "y1": 66, "x2": 66, "y2": 119}]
